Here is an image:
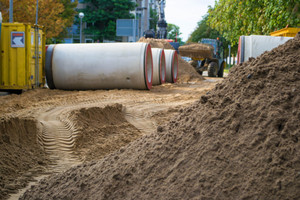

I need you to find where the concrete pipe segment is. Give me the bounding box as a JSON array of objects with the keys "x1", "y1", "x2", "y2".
[
  {"x1": 164, "y1": 49, "x2": 178, "y2": 83},
  {"x1": 45, "y1": 43, "x2": 153, "y2": 90},
  {"x1": 151, "y1": 48, "x2": 166, "y2": 85}
]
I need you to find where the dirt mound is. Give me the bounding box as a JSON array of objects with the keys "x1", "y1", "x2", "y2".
[
  {"x1": 0, "y1": 75, "x2": 219, "y2": 199},
  {"x1": 138, "y1": 37, "x2": 174, "y2": 49},
  {"x1": 138, "y1": 37, "x2": 203, "y2": 82},
  {"x1": 0, "y1": 117, "x2": 49, "y2": 199},
  {"x1": 0, "y1": 89, "x2": 79, "y2": 116},
  {"x1": 71, "y1": 104, "x2": 142, "y2": 162},
  {"x1": 179, "y1": 43, "x2": 213, "y2": 59},
  {"x1": 177, "y1": 55, "x2": 204, "y2": 82},
  {"x1": 21, "y1": 33, "x2": 300, "y2": 199}
]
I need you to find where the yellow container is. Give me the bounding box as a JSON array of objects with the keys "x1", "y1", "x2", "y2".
[
  {"x1": 0, "y1": 23, "x2": 45, "y2": 91},
  {"x1": 270, "y1": 27, "x2": 300, "y2": 37}
]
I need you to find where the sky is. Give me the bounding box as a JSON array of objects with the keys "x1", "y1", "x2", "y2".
[{"x1": 165, "y1": 0, "x2": 216, "y2": 42}]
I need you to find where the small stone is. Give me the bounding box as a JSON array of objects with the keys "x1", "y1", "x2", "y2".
[
  {"x1": 200, "y1": 96, "x2": 208, "y2": 104},
  {"x1": 257, "y1": 132, "x2": 264, "y2": 136},
  {"x1": 157, "y1": 126, "x2": 163, "y2": 132},
  {"x1": 4, "y1": 184, "x2": 16, "y2": 191}
]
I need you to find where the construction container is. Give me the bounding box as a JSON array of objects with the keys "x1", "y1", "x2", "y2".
[
  {"x1": 0, "y1": 23, "x2": 45, "y2": 91},
  {"x1": 270, "y1": 27, "x2": 300, "y2": 37}
]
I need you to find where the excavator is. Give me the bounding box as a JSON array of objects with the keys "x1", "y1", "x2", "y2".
[{"x1": 179, "y1": 38, "x2": 226, "y2": 77}]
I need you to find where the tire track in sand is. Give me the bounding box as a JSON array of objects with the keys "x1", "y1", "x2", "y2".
[{"x1": 37, "y1": 107, "x2": 81, "y2": 173}]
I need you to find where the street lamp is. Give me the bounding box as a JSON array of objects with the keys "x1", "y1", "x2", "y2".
[{"x1": 79, "y1": 12, "x2": 84, "y2": 43}]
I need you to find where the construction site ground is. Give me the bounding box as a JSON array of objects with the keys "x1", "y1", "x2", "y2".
[
  {"x1": 0, "y1": 69, "x2": 222, "y2": 199},
  {"x1": 2, "y1": 34, "x2": 300, "y2": 199}
]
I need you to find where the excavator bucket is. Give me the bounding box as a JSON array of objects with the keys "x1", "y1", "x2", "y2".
[{"x1": 179, "y1": 43, "x2": 214, "y2": 60}]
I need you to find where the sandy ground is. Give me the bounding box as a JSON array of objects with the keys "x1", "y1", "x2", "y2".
[
  {"x1": 18, "y1": 33, "x2": 300, "y2": 200},
  {"x1": 0, "y1": 38, "x2": 225, "y2": 199},
  {"x1": 2, "y1": 33, "x2": 299, "y2": 199},
  {"x1": 0, "y1": 76, "x2": 222, "y2": 200}
]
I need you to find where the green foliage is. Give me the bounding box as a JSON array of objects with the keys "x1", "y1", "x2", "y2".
[
  {"x1": 188, "y1": 15, "x2": 220, "y2": 43},
  {"x1": 149, "y1": 7, "x2": 158, "y2": 32},
  {"x1": 208, "y1": 0, "x2": 300, "y2": 45},
  {"x1": 188, "y1": 15, "x2": 232, "y2": 56},
  {"x1": 60, "y1": 0, "x2": 78, "y2": 27},
  {"x1": 55, "y1": 0, "x2": 78, "y2": 39},
  {"x1": 80, "y1": 0, "x2": 136, "y2": 41},
  {"x1": 167, "y1": 23, "x2": 182, "y2": 43}
]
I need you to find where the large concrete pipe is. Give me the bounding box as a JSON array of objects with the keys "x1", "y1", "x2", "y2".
[
  {"x1": 151, "y1": 48, "x2": 166, "y2": 85},
  {"x1": 164, "y1": 49, "x2": 178, "y2": 83},
  {"x1": 45, "y1": 43, "x2": 153, "y2": 90}
]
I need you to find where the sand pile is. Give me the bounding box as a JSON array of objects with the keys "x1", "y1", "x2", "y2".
[
  {"x1": 179, "y1": 43, "x2": 214, "y2": 59},
  {"x1": 21, "y1": 33, "x2": 300, "y2": 199},
  {"x1": 177, "y1": 56, "x2": 204, "y2": 82},
  {"x1": 138, "y1": 37, "x2": 204, "y2": 83},
  {"x1": 0, "y1": 118, "x2": 49, "y2": 199},
  {"x1": 138, "y1": 37, "x2": 175, "y2": 49},
  {"x1": 71, "y1": 104, "x2": 142, "y2": 162}
]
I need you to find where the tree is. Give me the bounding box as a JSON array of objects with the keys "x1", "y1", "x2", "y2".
[
  {"x1": 188, "y1": 14, "x2": 231, "y2": 56},
  {"x1": 60, "y1": 0, "x2": 78, "y2": 28},
  {"x1": 0, "y1": 0, "x2": 77, "y2": 39},
  {"x1": 188, "y1": 15, "x2": 220, "y2": 43},
  {"x1": 80, "y1": 0, "x2": 136, "y2": 42},
  {"x1": 207, "y1": 0, "x2": 300, "y2": 45},
  {"x1": 167, "y1": 23, "x2": 182, "y2": 43},
  {"x1": 51, "y1": 0, "x2": 78, "y2": 43}
]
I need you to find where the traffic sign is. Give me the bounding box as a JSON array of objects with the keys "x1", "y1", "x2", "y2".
[{"x1": 11, "y1": 32, "x2": 25, "y2": 48}]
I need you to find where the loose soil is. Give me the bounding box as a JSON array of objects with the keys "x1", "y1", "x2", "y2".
[
  {"x1": 20, "y1": 33, "x2": 300, "y2": 199},
  {"x1": 0, "y1": 118, "x2": 49, "y2": 199},
  {"x1": 138, "y1": 37, "x2": 175, "y2": 50},
  {"x1": 71, "y1": 104, "x2": 143, "y2": 162},
  {"x1": 0, "y1": 58, "x2": 215, "y2": 199},
  {"x1": 179, "y1": 43, "x2": 214, "y2": 59}
]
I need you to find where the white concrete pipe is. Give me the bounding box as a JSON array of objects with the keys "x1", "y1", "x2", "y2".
[
  {"x1": 151, "y1": 48, "x2": 166, "y2": 85},
  {"x1": 164, "y1": 49, "x2": 178, "y2": 83},
  {"x1": 45, "y1": 43, "x2": 153, "y2": 90}
]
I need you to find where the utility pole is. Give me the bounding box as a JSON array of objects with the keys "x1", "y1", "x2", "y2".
[
  {"x1": 143, "y1": 0, "x2": 149, "y2": 34},
  {"x1": 133, "y1": 13, "x2": 136, "y2": 42},
  {"x1": 0, "y1": 12, "x2": 2, "y2": 40},
  {"x1": 36, "y1": 0, "x2": 38, "y2": 24},
  {"x1": 35, "y1": 0, "x2": 39, "y2": 87},
  {"x1": 228, "y1": 44, "x2": 231, "y2": 68},
  {"x1": 9, "y1": 0, "x2": 13, "y2": 22}
]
